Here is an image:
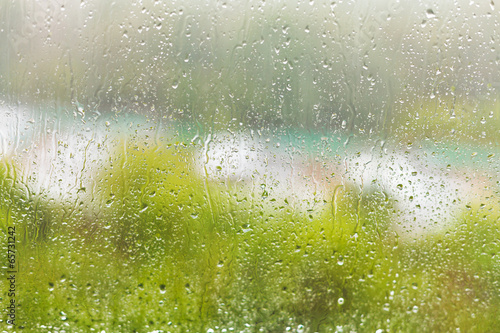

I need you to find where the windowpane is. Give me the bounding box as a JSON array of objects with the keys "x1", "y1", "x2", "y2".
[{"x1": 1, "y1": 0, "x2": 499, "y2": 331}]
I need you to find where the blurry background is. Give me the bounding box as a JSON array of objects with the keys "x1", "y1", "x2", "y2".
[
  {"x1": 1, "y1": 0, "x2": 499, "y2": 234},
  {"x1": 1, "y1": 0, "x2": 500, "y2": 332},
  {"x1": 2, "y1": 0, "x2": 500, "y2": 133}
]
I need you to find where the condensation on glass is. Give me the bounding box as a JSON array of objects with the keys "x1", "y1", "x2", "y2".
[{"x1": 0, "y1": 0, "x2": 499, "y2": 331}]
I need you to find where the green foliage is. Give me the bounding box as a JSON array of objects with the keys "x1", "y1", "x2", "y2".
[
  {"x1": 394, "y1": 96, "x2": 500, "y2": 144},
  {"x1": 2, "y1": 138, "x2": 500, "y2": 332},
  {"x1": 0, "y1": 160, "x2": 50, "y2": 243},
  {"x1": 91, "y1": 139, "x2": 212, "y2": 257}
]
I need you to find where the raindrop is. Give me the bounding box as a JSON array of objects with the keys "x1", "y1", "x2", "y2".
[{"x1": 159, "y1": 284, "x2": 166, "y2": 294}]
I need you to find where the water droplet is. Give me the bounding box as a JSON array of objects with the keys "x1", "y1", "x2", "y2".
[
  {"x1": 337, "y1": 256, "x2": 344, "y2": 266},
  {"x1": 426, "y1": 9, "x2": 436, "y2": 19},
  {"x1": 159, "y1": 284, "x2": 166, "y2": 294},
  {"x1": 261, "y1": 184, "x2": 268, "y2": 199},
  {"x1": 338, "y1": 297, "x2": 344, "y2": 305}
]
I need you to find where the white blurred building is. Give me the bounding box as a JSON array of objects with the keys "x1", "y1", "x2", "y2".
[
  {"x1": 0, "y1": 103, "x2": 112, "y2": 203},
  {"x1": 196, "y1": 131, "x2": 497, "y2": 239}
]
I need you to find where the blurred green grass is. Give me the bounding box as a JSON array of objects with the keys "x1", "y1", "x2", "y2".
[{"x1": 1, "y1": 136, "x2": 500, "y2": 332}]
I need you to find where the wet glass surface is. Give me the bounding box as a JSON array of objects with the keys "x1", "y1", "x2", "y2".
[{"x1": 1, "y1": 0, "x2": 499, "y2": 331}]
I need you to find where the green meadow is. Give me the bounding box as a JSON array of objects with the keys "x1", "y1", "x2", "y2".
[{"x1": 1, "y1": 130, "x2": 499, "y2": 332}]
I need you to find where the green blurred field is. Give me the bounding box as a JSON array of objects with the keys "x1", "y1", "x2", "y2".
[{"x1": 1, "y1": 135, "x2": 499, "y2": 333}]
